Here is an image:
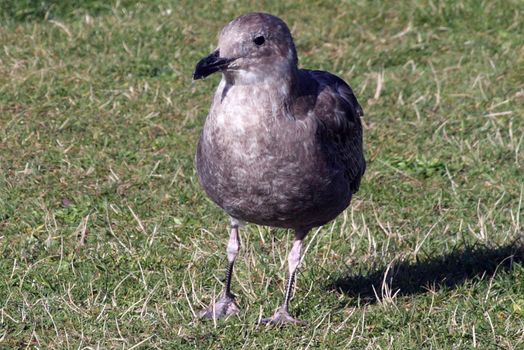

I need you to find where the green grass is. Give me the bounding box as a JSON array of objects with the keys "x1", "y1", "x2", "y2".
[{"x1": 1, "y1": 0, "x2": 523, "y2": 348}]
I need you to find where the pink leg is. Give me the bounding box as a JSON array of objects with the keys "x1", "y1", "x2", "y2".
[
  {"x1": 199, "y1": 220, "x2": 241, "y2": 319},
  {"x1": 261, "y1": 229, "x2": 308, "y2": 325}
]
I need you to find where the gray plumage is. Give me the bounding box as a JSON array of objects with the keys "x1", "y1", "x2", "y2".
[{"x1": 193, "y1": 12, "x2": 365, "y2": 324}]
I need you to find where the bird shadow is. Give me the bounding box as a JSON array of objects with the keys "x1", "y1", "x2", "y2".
[{"x1": 326, "y1": 240, "x2": 524, "y2": 304}]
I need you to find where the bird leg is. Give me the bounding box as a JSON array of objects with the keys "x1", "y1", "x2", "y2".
[
  {"x1": 261, "y1": 236, "x2": 307, "y2": 325},
  {"x1": 199, "y1": 222, "x2": 241, "y2": 319}
]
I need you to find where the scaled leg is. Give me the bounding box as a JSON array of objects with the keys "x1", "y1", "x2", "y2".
[
  {"x1": 199, "y1": 220, "x2": 241, "y2": 319},
  {"x1": 261, "y1": 230, "x2": 308, "y2": 325}
]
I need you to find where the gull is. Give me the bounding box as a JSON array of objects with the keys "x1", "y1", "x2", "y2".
[{"x1": 192, "y1": 12, "x2": 365, "y2": 325}]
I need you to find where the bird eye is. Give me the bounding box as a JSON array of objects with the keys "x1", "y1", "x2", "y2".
[{"x1": 253, "y1": 36, "x2": 265, "y2": 46}]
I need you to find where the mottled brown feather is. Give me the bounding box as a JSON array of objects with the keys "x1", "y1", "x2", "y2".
[{"x1": 194, "y1": 13, "x2": 365, "y2": 231}]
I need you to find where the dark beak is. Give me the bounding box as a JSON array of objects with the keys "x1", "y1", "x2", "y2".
[{"x1": 192, "y1": 50, "x2": 235, "y2": 80}]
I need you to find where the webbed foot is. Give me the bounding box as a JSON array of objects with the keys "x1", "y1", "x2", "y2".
[
  {"x1": 260, "y1": 306, "x2": 307, "y2": 326},
  {"x1": 199, "y1": 294, "x2": 240, "y2": 319}
]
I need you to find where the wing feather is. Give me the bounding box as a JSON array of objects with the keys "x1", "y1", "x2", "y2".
[{"x1": 308, "y1": 70, "x2": 366, "y2": 193}]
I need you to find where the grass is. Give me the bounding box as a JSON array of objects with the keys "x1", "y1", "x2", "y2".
[{"x1": 0, "y1": 0, "x2": 523, "y2": 348}]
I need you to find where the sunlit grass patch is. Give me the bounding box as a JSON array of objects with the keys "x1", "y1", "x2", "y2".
[{"x1": 1, "y1": 0, "x2": 523, "y2": 348}]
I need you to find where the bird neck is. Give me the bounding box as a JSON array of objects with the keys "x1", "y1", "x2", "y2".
[
  {"x1": 222, "y1": 64, "x2": 297, "y2": 103},
  {"x1": 227, "y1": 61, "x2": 296, "y2": 84}
]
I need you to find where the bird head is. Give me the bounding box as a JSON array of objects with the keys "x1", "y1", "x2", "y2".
[{"x1": 193, "y1": 13, "x2": 298, "y2": 84}]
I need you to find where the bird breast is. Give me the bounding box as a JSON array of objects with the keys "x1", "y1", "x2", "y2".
[
  {"x1": 196, "y1": 81, "x2": 351, "y2": 228},
  {"x1": 203, "y1": 81, "x2": 318, "y2": 179}
]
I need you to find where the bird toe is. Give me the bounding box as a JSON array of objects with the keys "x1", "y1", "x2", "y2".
[
  {"x1": 199, "y1": 294, "x2": 240, "y2": 320},
  {"x1": 260, "y1": 306, "x2": 308, "y2": 326}
]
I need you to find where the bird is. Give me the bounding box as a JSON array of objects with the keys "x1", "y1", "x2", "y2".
[{"x1": 192, "y1": 12, "x2": 365, "y2": 325}]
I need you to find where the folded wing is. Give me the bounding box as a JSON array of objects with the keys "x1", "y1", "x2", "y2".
[{"x1": 308, "y1": 69, "x2": 366, "y2": 193}]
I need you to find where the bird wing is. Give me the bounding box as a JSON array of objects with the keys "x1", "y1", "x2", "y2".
[{"x1": 307, "y1": 69, "x2": 366, "y2": 193}]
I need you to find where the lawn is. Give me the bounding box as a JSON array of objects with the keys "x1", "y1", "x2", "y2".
[{"x1": 1, "y1": 0, "x2": 523, "y2": 348}]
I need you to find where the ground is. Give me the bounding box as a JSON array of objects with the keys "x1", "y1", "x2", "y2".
[{"x1": 0, "y1": 0, "x2": 523, "y2": 348}]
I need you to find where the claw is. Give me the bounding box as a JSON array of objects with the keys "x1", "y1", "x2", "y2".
[
  {"x1": 260, "y1": 306, "x2": 308, "y2": 326},
  {"x1": 199, "y1": 294, "x2": 240, "y2": 320}
]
